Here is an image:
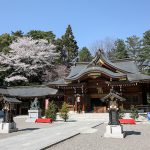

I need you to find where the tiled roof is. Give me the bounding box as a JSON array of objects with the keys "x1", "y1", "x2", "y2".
[
  {"x1": 0, "y1": 86, "x2": 58, "y2": 97},
  {"x1": 48, "y1": 79, "x2": 68, "y2": 86},
  {"x1": 113, "y1": 60, "x2": 139, "y2": 73},
  {"x1": 48, "y1": 50, "x2": 150, "y2": 85},
  {"x1": 127, "y1": 73, "x2": 150, "y2": 82},
  {"x1": 2, "y1": 96, "x2": 21, "y2": 103},
  {"x1": 66, "y1": 66, "x2": 126, "y2": 81}
]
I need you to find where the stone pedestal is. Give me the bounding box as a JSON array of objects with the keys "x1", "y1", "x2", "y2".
[
  {"x1": 0, "y1": 122, "x2": 18, "y2": 133},
  {"x1": 104, "y1": 125, "x2": 125, "y2": 138},
  {"x1": 26, "y1": 109, "x2": 41, "y2": 122}
]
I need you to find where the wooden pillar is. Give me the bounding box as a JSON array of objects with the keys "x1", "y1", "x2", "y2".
[
  {"x1": 82, "y1": 95, "x2": 85, "y2": 113},
  {"x1": 19, "y1": 106, "x2": 21, "y2": 115},
  {"x1": 75, "y1": 100, "x2": 77, "y2": 112}
]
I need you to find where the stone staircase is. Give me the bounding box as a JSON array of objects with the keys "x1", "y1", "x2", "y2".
[{"x1": 67, "y1": 113, "x2": 109, "y2": 122}]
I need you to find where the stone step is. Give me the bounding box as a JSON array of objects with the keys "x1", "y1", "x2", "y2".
[{"x1": 63, "y1": 113, "x2": 109, "y2": 122}]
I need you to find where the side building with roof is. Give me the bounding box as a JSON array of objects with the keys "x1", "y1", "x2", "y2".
[
  {"x1": 48, "y1": 50, "x2": 150, "y2": 113},
  {"x1": 0, "y1": 86, "x2": 63, "y2": 115}
]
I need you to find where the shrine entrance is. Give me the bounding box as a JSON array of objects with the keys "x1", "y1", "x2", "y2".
[{"x1": 90, "y1": 98, "x2": 107, "y2": 113}]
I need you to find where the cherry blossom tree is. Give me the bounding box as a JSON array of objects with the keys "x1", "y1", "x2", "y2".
[{"x1": 0, "y1": 37, "x2": 59, "y2": 84}]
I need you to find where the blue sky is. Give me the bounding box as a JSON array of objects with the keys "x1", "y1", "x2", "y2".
[{"x1": 0, "y1": 0, "x2": 150, "y2": 49}]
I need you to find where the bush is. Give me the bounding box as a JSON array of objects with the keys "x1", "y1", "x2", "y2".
[
  {"x1": 119, "y1": 106, "x2": 125, "y2": 119},
  {"x1": 45, "y1": 101, "x2": 57, "y2": 121},
  {"x1": 130, "y1": 105, "x2": 139, "y2": 119},
  {"x1": 59, "y1": 102, "x2": 69, "y2": 122}
]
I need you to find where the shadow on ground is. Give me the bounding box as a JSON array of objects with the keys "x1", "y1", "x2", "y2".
[
  {"x1": 125, "y1": 131, "x2": 141, "y2": 137},
  {"x1": 19, "y1": 128, "x2": 40, "y2": 131},
  {"x1": 56, "y1": 120, "x2": 77, "y2": 122}
]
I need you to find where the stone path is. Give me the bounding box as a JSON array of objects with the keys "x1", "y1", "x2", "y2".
[
  {"x1": 0, "y1": 118, "x2": 102, "y2": 150},
  {"x1": 48, "y1": 123, "x2": 150, "y2": 150}
]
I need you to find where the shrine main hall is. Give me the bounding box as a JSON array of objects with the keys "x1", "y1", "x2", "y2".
[
  {"x1": 0, "y1": 50, "x2": 150, "y2": 114},
  {"x1": 48, "y1": 50, "x2": 150, "y2": 113}
]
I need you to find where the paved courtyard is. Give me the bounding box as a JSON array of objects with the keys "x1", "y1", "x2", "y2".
[
  {"x1": 0, "y1": 116, "x2": 102, "y2": 150},
  {"x1": 0, "y1": 116, "x2": 61, "y2": 140},
  {"x1": 48, "y1": 123, "x2": 150, "y2": 150},
  {"x1": 0, "y1": 115, "x2": 150, "y2": 150}
]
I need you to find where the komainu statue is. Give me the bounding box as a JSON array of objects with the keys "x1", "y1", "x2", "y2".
[{"x1": 30, "y1": 97, "x2": 40, "y2": 110}]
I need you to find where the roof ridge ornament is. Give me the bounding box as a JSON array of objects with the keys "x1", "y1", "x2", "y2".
[
  {"x1": 101, "y1": 88, "x2": 126, "y2": 102},
  {"x1": 88, "y1": 49, "x2": 105, "y2": 67}
]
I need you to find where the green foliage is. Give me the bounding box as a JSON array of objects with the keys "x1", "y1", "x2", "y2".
[
  {"x1": 143, "y1": 30, "x2": 150, "y2": 45},
  {"x1": 79, "y1": 47, "x2": 93, "y2": 62},
  {"x1": 59, "y1": 102, "x2": 69, "y2": 122},
  {"x1": 11, "y1": 30, "x2": 24, "y2": 38},
  {"x1": 113, "y1": 39, "x2": 129, "y2": 59},
  {"x1": 0, "y1": 33, "x2": 12, "y2": 53},
  {"x1": 126, "y1": 35, "x2": 142, "y2": 60},
  {"x1": 137, "y1": 30, "x2": 150, "y2": 74},
  {"x1": 139, "y1": 30, "x2": 150, "y2": 61},
  {"x1": 55, "y1": 38, "x2": 66, "y2": 64},
  {"x1": 61, "y1": 25, "x2": 79, "y2": 63},
  {"x1": 119, "y1": 106, "x2": 125, "y2": 119},
  {"x1": 27, "y1": 30, "x2": 56, "y2": 43},
  {"x1": 45, "y1": 101, "x2": 57, "y2": 121},
  {"x1": 130, "y1": 105, "x2": 139, "y2": 119}
]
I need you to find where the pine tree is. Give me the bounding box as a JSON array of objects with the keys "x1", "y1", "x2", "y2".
[
  {"x1": 0, "y1": 33, "x2": 13, "y2": 54},
  {"x1": 11, "y1": 30, "x2": 24, "y2": 38},
  {"x1": 61, "y1": 25, "x2": 79, "y2": 64},
  {"x1": 79, "y1": 47, "x2": 93, "y2": 62},
  {"x1": 113, "y1": 39, "x2": 129, "y2": 59},
  {"x1": 45, "y1": 101, "x2": 57, "y2": 121},
  {"x1": 126, "y1": 35, "x2": 142, "y2": 60},
  {"x1": 138, "y1": 30, "x2": 150, "y2": 74},
  {"x1": 27, "y1": 30, "x2": 56, "y2": 43},
  {"x1": 55, "y1": 38, "x2": 67, "y2": 64},
  {"x1": 59, "y1": 102, "x2": 69, "y2": 122}
]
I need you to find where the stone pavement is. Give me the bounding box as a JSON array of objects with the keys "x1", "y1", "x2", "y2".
[
  {"x1": 0, "y1": 118, "x2": 102, "y2": 150},
  {"x1": 48, "y1": 123, "x2": 150, "y2": 150}
]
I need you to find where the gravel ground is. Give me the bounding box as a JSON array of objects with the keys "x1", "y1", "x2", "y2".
[
  {"x1": 48, "y1": 123, "x2": 150, "y2": 150},
  {"x1": 0, "y1": 117, "x2": 64, "y2": 140}
]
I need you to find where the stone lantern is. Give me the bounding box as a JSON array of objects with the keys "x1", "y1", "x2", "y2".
[
  {"x1": 0, "y1": 96, "x2": 21, "y2": 133},
  {"x1": 101, "y1": 89, "x2": 126, "y2": 138}
]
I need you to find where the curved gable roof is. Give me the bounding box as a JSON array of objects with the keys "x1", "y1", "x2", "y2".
[{"x1": 65, "y1": 66, "x2": 126, "y2": 81}]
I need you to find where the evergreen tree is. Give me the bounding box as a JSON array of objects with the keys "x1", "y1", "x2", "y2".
[
  {"x1": 0, "y1": 33, "x2": 12, "y2": 54},
  {"x1": 79, "y1": 47, "x2": 93, "y2": 62},
  {"x1": 113, "y1": 39, "x2": 129, "y2": 59},
  {"x1": 126, "y1": 35, "x2": 142, "y2": 60},
  {"x1": 130, "y1": 105, "x2": 139, "y2": 119},
  {"x1": 61, "y1": 25, "x2": 79, "y2": 64},
  {"x1": 11, "y1": 30, "x2": 24, "y2": 38},
  {"x1": 138, "y1": 30, "x2": 150, "y2": 74},
  {"x1": 141, "y1": 30, "x2": 150, "y2": 60},
  {"x1": 27, "y1": 30, "x2": 56, "y2": 43},
  {"x1": 143, "y1": 30, "x2": 150, "y2": 45},
  {"x1": 55, "y1": 38, "x2": 67, "y2": 64},
  {"x1": 59, "y1": 102, "x2": 69, "y2": 122},
  {"x1": 45, "y1": 101, "x2": 57, "y2": 121}
]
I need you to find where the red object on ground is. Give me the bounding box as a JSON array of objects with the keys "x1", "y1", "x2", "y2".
[
  {"x1": 119, "y1": 118, "x2": 136, "y2": 124},
  {"x1": 35, "y1": 118, "x2": 53, "y2": 123}
]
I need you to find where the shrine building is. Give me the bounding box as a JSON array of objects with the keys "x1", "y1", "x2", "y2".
[
  {"x1": 48, "y1": 50, "x2": 150, "y2": 113},
  {"x1": 0, "y1": 50, "x2": 150, "y2": 115}
]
